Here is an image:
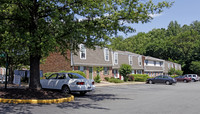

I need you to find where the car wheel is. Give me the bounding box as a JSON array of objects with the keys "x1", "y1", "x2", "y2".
[
  {"x1": 149, "y1": 80, "x2": 153, "y2": 84},
  {"x1": 80, "y1": 92, "x2": 87, "y2": 95},
  {"x1": 183, "y1": 79, "x2": 187, "y2": 83},
  {"x1": 165, "y1": 81, "x2": 170, "y2": 85},
  {"x1": 62, "y1": 85, "x2": 70, "y2": 94},
  {"x1": 192, "y1": 79, "x2": 196, "y2": 82}
]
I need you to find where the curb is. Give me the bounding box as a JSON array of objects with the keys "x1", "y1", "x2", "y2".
[
  {"x1": 95, "y1": 82, "x2": 145, "y2": 87},
  {"x1": 0, "y1": 95, "x2": 74, "y2": 104}
]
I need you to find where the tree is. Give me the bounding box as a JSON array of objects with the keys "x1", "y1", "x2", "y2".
[
  {"x1": 190, "y1": 61, "x2": 200, "y2": 75},
  {"x1": 0, "y1": 0, "x2": 172, "y2": 89},
  {"x1": 168, "y1": 68, "x2": 176, "y2": 75},
  {"x1": 175, "y1": 70, "x2": 183, "y2": 76},
  {"x1": 119, "y1": 64, "x2": 132, "y2": 81}
]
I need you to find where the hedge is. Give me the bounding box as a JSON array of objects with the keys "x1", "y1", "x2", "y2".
[
  {"x1": 130, "y1": 74, "x2": 149, "y2": 82},
  {"x1": 104, "y1": 77, "x2": 124, "y2": 83}
]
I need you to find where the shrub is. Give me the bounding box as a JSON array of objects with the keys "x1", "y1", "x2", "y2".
[
  {"x1": 168, "y1": 68, "x2": 176, "y2": 75},
  {"x1": 130, "y1": 74, "x2": 148, "y2": 82},
  {"x1": 170, "y1": 75, "x2": 178, "y2": 78},
  {"x1": 175, "y1": 70, "x2": 183, "y2": 76},
  {"x1": 119, "y1": 64, "x2": 132, "y2": 82},
  {"x1": 108, "y1": 78, "x2": 124, "y2": 83},
  {"x1": 104, "y1": 77, "x2": 109, "y2": 81},
  {"x1": 94, "y1": 75, "x2": 101, "y2": 83},
  {"x1": 128, "y1": 75, "x2": 134, "y2": 81}
]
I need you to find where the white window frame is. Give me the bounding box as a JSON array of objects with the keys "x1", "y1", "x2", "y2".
[
  {"x1": 114, "y1": 52, "x2": 118, "y2": 64},
  {"x1": 138, "y1": 56, "x2": 142, "y2": 66},
  {"x1": 145, "y1": 60, "x2": 148, "y2": 65},
  {"x1": 159, "y1": 62, "x2": 163, "y2": 66},
  {"x1": 104, "y1": 48, "x2": 109, "y2": 61},
  {"x1": 154, "y1": 61, "x2": 156, "y2": 66},
  {"x1": 129, "y1": 55, "x2": 133, "y2": 65},
  {"x1": 80, "y1": 44, "x2": 86, "y2": 59}
]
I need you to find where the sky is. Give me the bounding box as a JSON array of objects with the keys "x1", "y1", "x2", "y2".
[{"x1": 118, "y1": 0, "x2": 200, "y2": 38}]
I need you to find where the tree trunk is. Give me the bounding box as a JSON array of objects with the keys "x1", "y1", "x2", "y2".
[
  {"x1": 8, "y1": 66, "x2": 14, "y2": 84},
  {"x1": 29, "y1": 55, "x2": 41, "y2": 89}
]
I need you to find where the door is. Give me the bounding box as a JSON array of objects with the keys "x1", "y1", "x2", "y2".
[
  {"x1": 89, "y1": 67, "x2": 93, "y2": 79},
  {"x1": 154, "y1": 76, "x2": 162, "y2": 83},
  {"x1": 113, "y1": 69, "x2": 117, "y2": 78},
  {"x1": 43, "y1": 73, "x2": 58, "y2": 89}
]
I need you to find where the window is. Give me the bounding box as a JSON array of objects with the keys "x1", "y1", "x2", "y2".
[
  {"x1": 159, "y1": 62, "x2": 163, "y2": 66},
  {"x1": 78, "y1": 66, "x2": 86, "y2": 74},
  {"x1": 104, "y1": 67, "x2": 109, "y2": 75},
  {"x1": 138, "y1": 56, "x2": 142, "y2": 66},
  {"x1": 132, "y1": 70, "x2": 135, "y2": 74},
  {"x1": 168, "y1": 63, "x2": 170, "y2": 69},
  {"x1": 114, "y1": 52, "x2": 118, "y2": 64},
  {"x1": 129, "y1": 55, "x2": 133, "y2": 65},
  {"x1": 137, "y1": 70, "x2": 142, "y2": 74},
  {"x1": 171, "y1": 64, "x2": 173, "y2": 68},
  {"x1": 104, "y1": 48, "x2": 109, "y2": 61},
  {"x1": 47, "y1": 73, "x2": 58, "y2": 79},
  {"x1": 154, "y1": 61, "x2": 156, "y2": 66},
  {"x1": 80, "y1": 44, "x2": 86, "y2": 59},
  {"x1": 57, "y1": 74, "x2": 66, "y2": 79},
  {"x1": 145, "y1": 60, "x2": 148, "y2": 65}
]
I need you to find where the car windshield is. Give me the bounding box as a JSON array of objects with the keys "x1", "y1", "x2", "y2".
[{"x1": 68, "y1": 73, "x2": 85, "y2": 79}]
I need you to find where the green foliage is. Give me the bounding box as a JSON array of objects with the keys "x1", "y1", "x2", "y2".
[
  {"x1": 130, "y1": 74, "x2": 149, "y2": 82},
  {"x1": 119, "y1": 64, "x2": 132, "y2": 81},
  {"x1": 94, "y1": 74, "x2": 101, "y2": 83},
  {"x1": 107, "y1": 77, "x2": 124, "y2": 83},
  {"x1": 175, "y1": 70, "x2": 183, "y2": 76},
  {"x1": 168, "y1": 68, "x2": 176, "y2": 75},
  {"x1": 168, "y1": 68, "x2": 183, "y2": 76},
  {"x1": 189, "y1": 61, "x2": 200, "y2": 75},
  {"x1": 170, "y1": 75, "x2": 178, "y2": 78},
  {"x1": 109, "y1": 20, "x2": 200, "y2": 74},
  {"x1": 0, "y1": 0, "x2": 173, "y2": 89},
  {"x1": 104, "y1": 77, "x2": 109, "y2": 81}
]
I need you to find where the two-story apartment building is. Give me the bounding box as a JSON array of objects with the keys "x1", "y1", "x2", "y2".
[
  {"x1": 143, "y1": 56, "x2": 165, "y2": 77},
  {"x1": 71, "y1": 45, "x2": 113, "y2": 80},
  {"x1": 40, "y1": 44, "x2": 182, "y2": 80},
  {"x1": 163, "y1": 61, "x2": 182, "y2": 75},
  {"x1": 112, "y1": 51, "x2": 144, "y2": 80}
]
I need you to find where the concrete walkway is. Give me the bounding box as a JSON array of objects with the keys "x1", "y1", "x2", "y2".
[{"x1": 95, "y1": 81, "x2": 145, "y2": 87}]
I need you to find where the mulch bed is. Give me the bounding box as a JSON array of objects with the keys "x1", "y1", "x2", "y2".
[{"x1": 0, "y1": 84, "x2": 70, "y2": 99}]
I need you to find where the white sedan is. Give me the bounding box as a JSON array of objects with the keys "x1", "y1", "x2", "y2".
[{"x1": 40, "y1": 72, "x2": 95, "y2": 95}]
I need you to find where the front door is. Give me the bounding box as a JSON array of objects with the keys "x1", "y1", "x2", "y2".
[{"x1": 89, "y1": 67, "x2": 93, "y2": 79}]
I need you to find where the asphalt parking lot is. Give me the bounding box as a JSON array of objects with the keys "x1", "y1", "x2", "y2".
[{"x1": 1, "y1": 82, "x2": 200, "y2": 114}]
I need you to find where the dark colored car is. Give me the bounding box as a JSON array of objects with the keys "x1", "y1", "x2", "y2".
[
  {"x1": 174, "y1": 76, "x2": 191, "y2": 83},
  {"x1": 146, "y1": 75, "x2": 176, "y2": 85}
]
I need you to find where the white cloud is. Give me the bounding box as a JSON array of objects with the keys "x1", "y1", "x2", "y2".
[{"x1": 149, "y1": 13, "x2": 162, "y2": 18}]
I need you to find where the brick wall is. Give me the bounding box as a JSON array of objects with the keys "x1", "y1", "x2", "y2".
[{"x1": 40, "y1": 52, "x2": 72, "y2": 73}]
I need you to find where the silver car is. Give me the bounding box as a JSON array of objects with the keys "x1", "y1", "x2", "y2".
[
  {"x1": 40, "y1": 72, "x2": 95, "y2": 95},
  {"x1": 184, "y1": 74, "x2": 199, "y2": 82}
]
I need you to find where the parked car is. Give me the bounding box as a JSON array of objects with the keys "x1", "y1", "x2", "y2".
[
  {"x1": 40, "y1": 72, "x2": 95, "y2": 95},
  {"x1": 146, "y1": 75, "x2": 176, "y2": 85},
  {"x1": 184, "y1": 74, "x2": 199, "y2": 82},
  {"x1": 174, "y1": 76, "x2": 191, "y2": 83}
]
